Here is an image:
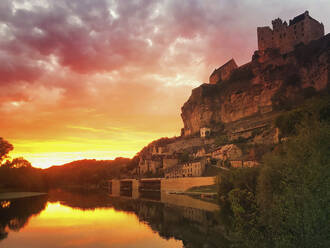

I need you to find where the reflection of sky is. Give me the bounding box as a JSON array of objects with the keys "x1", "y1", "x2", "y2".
[{"x1": 1, "y1": 202, "x2": 182, "y2": 248}]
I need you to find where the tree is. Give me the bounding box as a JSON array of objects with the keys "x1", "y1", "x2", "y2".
[
  {"x1": 11, "y1": 157, "x2": 32, "y2": 168},
  {"x1": 258, "y1": 120, "x2": 330, "y2": 247},
  {"x1": 0, "y1": 138, "x2": 13, "y2": 163}
]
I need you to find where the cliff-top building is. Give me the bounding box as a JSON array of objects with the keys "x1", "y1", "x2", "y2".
[
  {"x1": 209, "y1": 11, "x2": 324, "y2": 85},
  {"x1": 209, "y1": 59, "x2": 237, "y2": 84},
  {"x1": 257, "y1": 11, "x2": 324, "y2": 54}
]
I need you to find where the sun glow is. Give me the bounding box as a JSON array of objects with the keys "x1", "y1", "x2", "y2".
[{"x1": 9, "y1": 151, "x2": 136, "y2": 169}]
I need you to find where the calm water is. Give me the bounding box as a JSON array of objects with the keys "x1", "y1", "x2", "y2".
[{"x1": 0, "y1": 190, "x2": 230, "y2": 248}]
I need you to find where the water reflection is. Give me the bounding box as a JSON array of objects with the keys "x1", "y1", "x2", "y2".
[
  {"x1": 0, "y1": 195, "x2": 47, "y2": 241},
  {"x1": 0, "y1": 190, "x2": 230, "y2": 248}
]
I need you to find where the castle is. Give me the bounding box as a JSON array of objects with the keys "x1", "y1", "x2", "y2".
[
  {"x1": 136, "y1": 11, "x2": 329, "y2": 179},
  {"x1": 257, "y1": 11, "x2": 324, "y2": 54},
  {"x1": 209, "y1": 11, "x2": 324, "y2": 84}
]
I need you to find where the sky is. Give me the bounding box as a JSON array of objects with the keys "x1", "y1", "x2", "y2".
[{"x1": 1, "y1": 0, "x2": 329, "y2": 168}]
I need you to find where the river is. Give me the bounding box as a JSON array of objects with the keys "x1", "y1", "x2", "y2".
[{"x1": 0, "y1": 189, "x2": 230, "y2": 248}]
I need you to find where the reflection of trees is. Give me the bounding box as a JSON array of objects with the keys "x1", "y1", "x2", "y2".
[
  {"x1": 107, "y1": 196, "x2": 230, "y2": 248},
  {"x1": 48, "y1": 190, "x2": 230, "y2": 248},
  {"x1": 0, "y1": 195, "x2": 47, "y2": 242},
  {"x1": 48, "y1": 189, "x2": 112, "y2": 210}
]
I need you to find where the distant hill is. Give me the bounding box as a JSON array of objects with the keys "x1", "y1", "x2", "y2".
[{"x1": 44, "y1": 157, "x2": 137, "y2": 188}]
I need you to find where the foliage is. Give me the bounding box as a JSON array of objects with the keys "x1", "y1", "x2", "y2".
[
  {"x1": 178, "y1": 151, "x2": 191, "y2": 163},
  {"x1": 214, "y1": 134, "x2": 229, "y2": 147},
  {"x1": 275, "y1": 109, "x2": 305, "y2": 137},
  {"x1": 257, "y1": 120, "x2": 330, "y2": 247},
  {"x1": 44, "y1": 157, "x2": 131, "y2": 187},
  {"x1": 217, "y1": 95, "x2": 330, "y2": 247},
  {"x1": 217, "y1": 167, "x2": 259, "y2": 201},
  {"x1": 275, "y1": 95, "x2": 330, "y2": 137},
  {"x1": 0, "y1": 138, "x2": 13, "y2": 163},
  {"x1": 228, "y1": 189, "x2": 259, "y2": 235},
  {"x1": 0, "y1": 138, "x2": 46, "y2": 192}
]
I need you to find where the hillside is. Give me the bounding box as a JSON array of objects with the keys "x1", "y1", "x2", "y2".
[{"x1": 135, "y1": 33, "x2": 330, "y2": 179}]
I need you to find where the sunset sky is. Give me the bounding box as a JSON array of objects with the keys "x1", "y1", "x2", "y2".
[{"x1": 1, "y1": 0, "x2": 329, "y2": 168}]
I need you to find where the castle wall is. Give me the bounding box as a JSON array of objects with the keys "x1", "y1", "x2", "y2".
[
  {"x1": 209, "y1": 59, "x2": 238, "y2": 84},
  {"x1": 257, "y1": 11, "x2": 324, "y2": 54}
]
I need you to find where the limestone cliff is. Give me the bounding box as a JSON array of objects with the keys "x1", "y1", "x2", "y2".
[{"x1": 181, "y1": 34, "x2": 330, "y2": 135}]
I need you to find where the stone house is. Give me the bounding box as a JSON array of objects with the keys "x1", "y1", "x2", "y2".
[
  {"x1": 138, "y1": 158, "x2": 150, "y2": 175},
  {"x1": 152, "y1": 146, "x2": 169, "y2": 155},
  {"x1": 229, "y1": 160, "x2": 259, "y2": 168},
  {"x1": 163, "y1": 157, "x2": 178, "y2": 170},
  {"x1": 164, "y1": 159, "x2": 206, "y2": 178},
  {"x1": 211, "y1": 144, "x2": 242, "y2": 161},
  {"x1": 200, "y1": 127, "x2": 211, "y2": 138}
]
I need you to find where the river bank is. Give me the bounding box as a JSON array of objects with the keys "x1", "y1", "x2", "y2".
[{"x1": 0, "y1": 192, "x2": 47, "y2": 200}]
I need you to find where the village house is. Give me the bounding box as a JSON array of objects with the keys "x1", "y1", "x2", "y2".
[
  {"x1": 152, "y1": 146, "x2": 170, "y2": 155},
  {"x1": 164, "y1": 159, "x2": 206, "y2": 178},
  {"x1": 211, "y1": 144, "x2": 242, "y2": 161},
  {"x1": 229, "y1": 160, "x2": 259, "y2": 168},
  {"x1": 200, "y1": 127, "x2": 211, "y2": 138},
  {"x1": 162, "y1": 156, "x2": 179, "y2": 170}
]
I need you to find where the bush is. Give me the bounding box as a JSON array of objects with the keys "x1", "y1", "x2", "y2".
[
  {"x1": 215, "y1": 134, "x2": 229, "y2": 146},
  {"x1": 275, "y1": 109, "x2": 305, "y2": 137}
]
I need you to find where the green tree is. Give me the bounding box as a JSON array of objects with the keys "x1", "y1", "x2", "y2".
[{"x1": 258, "y1": 120, "x2": 330, "y2": 248}]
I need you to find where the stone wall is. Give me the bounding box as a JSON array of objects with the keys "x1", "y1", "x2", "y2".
[
  {"x1": 257, "y1": 11, "x2": 324, "y2": 54},
  {"x1": 161, "y1": 176, "x2": 215, "y2": 192},
  {"x1": 209, "y1": 59, "x2": 238, "y2": 84},
  {"x1": 166, "y1": 136, "x2": 214, "y2": 153}
]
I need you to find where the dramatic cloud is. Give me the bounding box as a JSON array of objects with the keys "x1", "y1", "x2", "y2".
[{"x1": 0, "y1": 0, "x2": 329, "y2": 167}]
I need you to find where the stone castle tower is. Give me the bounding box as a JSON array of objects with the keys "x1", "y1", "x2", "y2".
[
  {"x1": 257, "y1": 11, "x2": 324, "y2": 54},
  {"x1": 209, "y1": 11, "x2": 325, "y2": 85}
]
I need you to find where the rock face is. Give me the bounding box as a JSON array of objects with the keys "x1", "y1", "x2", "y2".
[{"x1": 181, "y1": 34, "x2": 330, "y2": 135}]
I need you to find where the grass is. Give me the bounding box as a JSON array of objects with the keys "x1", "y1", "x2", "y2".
[{"x1": 186, "y1": 184, "x2": 217, "y2": 194}]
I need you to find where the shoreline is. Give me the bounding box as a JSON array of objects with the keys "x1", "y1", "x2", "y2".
[{"x1": 0, "y1": 192, "x2": 47, "y2": 200}]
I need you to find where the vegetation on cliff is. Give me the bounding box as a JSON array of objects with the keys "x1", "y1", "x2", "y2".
[{"x1": 216, "y1": 95, "x2": 330, "y2": 247}]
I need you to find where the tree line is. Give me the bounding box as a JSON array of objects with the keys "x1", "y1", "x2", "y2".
[{"x1": 0, "y1": 138, "x2": 138, "y2": 192}]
